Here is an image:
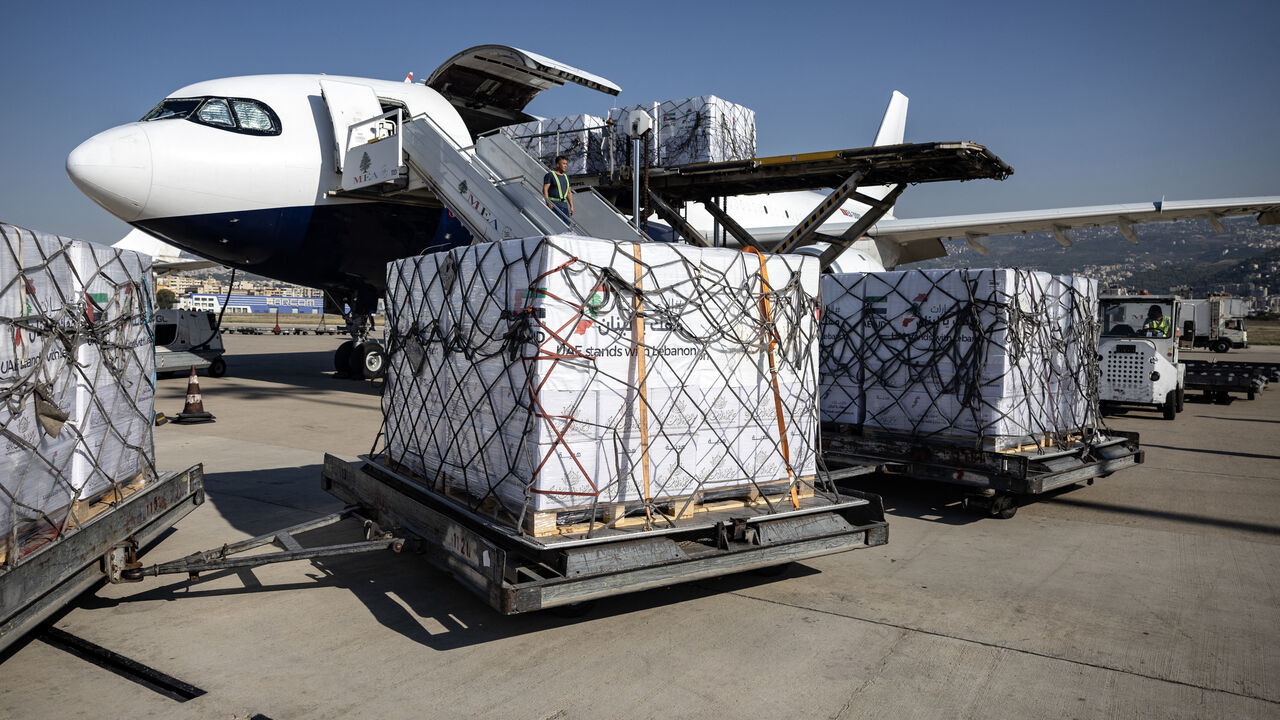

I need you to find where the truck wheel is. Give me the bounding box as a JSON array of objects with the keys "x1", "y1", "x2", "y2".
[
  {"x1": 1212, "y1": 339, "x2": 1231, "y2": 353},
  {"x1": 207, "y1": 356, "x2": 227, "y2": 378},
  {"x1": 1176, "y1": 387, "x2": 1185, "y2": 413},
  {"x1": 1247, "y1": 388, "x2": 1256, "y2": 400},
  {"x1": 1162, "y1": 391, "x2": 1177, "y2": 420}
]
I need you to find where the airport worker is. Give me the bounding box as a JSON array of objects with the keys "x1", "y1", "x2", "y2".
[
  {"x1": 543, "y1": 156, "x2": 574, "y2": 223},
  {"x1": 1142, "y1": 304, "x2": 1171, "y2": 338}
]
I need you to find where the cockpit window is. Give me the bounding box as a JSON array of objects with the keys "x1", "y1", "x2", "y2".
[
  {"x1": 141, "y1": 96, "x2": 281, "y2": 136},
  {"x1": 141, "y1": 98, "x2": 202, "y2": 121},
  {"x1": 197, "y1": 99, "x2": 235, "y2": 127},
  {"x1": 231, "y1": 100, "x2": 275, "y2": 132}
]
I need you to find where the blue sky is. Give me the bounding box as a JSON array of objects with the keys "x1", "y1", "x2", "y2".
[{"x1": 2, "y1": 0, "x2": 1277, "y2": 244}]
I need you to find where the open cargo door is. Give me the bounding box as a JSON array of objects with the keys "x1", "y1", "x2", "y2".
[{"x1": 427, "y1": 45, "x2": 620, "y2": 135}]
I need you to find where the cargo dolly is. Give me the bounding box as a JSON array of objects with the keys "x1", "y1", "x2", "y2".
[
  {"x1": 1183, "y1": 359, "x2": 1272, "y2": 402},
  {"x1": 0, "y1": 466, "x2": 206, "y2": 654},
  {"x1": 821, "y1": 426, "x2": 1144, "y2": 519},
  {"x1": 112, "y1": 455, "x2": 888, "y2": 614}
]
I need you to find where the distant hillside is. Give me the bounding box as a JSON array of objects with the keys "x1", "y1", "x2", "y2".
[{"x1": 912, "y1": 216, "x2": 1280, "y2": 294}]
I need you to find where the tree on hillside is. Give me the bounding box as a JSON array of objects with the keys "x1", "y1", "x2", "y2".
[{"x1": 156, "y1": 288, "x2": 178, "y2": 309}]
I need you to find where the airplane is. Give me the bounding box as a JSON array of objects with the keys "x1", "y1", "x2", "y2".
[{"x1": 66, "y1": 44, "x2": 1280, "y2": 377}]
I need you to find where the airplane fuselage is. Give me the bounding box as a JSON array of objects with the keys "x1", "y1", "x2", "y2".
[{"x1": 68, "y1": 74, "x2": 476, "y2": 311}]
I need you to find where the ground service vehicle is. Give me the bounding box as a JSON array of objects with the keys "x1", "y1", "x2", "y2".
[
  {"x1": 1179, "y1": 297, "x2": 1249, "y2": 353},
  {"x1": 1098, "y1": 294, "x2": 1185, "y2": 420},
  {"x1": 154, "y1": 309, "x2": 227, "y2": 377}
]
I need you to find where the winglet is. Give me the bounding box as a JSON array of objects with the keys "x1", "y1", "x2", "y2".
[{"x1": 874, "y1": 91, "x2": 909, "y2": 146}]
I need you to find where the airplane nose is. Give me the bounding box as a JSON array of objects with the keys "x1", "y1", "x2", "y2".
[{"x1": 66, "y1": 124, "x2": 152, "y2": 222}]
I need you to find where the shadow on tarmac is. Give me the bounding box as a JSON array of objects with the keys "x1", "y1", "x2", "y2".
[
  {"x1": 82, "y1": 464, "x2": 820, "y2": 651},
  {"x1": 1140, "y1": 443, "x2": 1280, "y2": 461},
  {"x1": 1037, "y1": 496, "x2": 1280, "y2": 536}
]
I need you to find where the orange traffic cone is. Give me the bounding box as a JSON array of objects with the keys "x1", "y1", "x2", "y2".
[{"x1": 173, "y1": 366, "x2": 215, "y2": 424}]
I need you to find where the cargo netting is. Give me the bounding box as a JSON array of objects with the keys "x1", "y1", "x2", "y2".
[
  {"x1": 820, "y1": 268, "x2": 1102, "y2": 451},
  {"x1": 606, "y1": 96, "x2": 757, "y2": 169},
  {"x1": 500, "y1": 115, "x2": 608, "y2": 176},
  {"x1": 380, "y1": 235, "x2": 824, "y2": 537},
  {"x1": 1, "y1": 223, "x2": 155, "y2": 566}
]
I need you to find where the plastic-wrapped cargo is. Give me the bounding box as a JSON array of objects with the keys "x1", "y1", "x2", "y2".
[
  {"x1": 383, "y1": 235, "x2": 819, "y2": 533},
  {"x1": 1, "y1": 223, "x2": 155, "y2": 562},
  {"x1": 500, "y1": 114, "x2": 607, "y2": 175},
  {"x1": 606, "y1": 96, "x2": 757, "y2": 168},
  {"x1": 819, "y1": 268, "x2": 1100, "y2": 450}
]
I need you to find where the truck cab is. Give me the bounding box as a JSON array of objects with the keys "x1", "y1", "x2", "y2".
[
  {"x1": 1098, "y1": 295, "x2": 1185, "y2": 420},
  {"x1": 155, "y1": 308, "x2": 227, "y2": 377}
]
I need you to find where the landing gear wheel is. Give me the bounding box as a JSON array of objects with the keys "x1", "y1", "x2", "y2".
[
  {"x1": 349, "y1": 341, "x2": 386, "y2": 380},
  {"x1": 1211, "y1": 339, "x2": 1231, "y2": 354},
  {"x1": 207, "y1": 356, "x2": 227, "y2": 378},
  {"x1": 334, "y1": 340, "x2": 354, "y2": 375},
  {"x1": 990, "y1": 494, "x2": 1018, "y2": 519},
  {"x1": 1176, "y1": 387, "x2": 1185, "y2": 413},
  {"x1": 361, "y1": 342, "x2": 387, "y2": 380},
  {"x1": 1162, "y1": 390, "x2": 1177, "y2": 420}
]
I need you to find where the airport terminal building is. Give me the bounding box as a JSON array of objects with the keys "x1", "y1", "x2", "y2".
[{"x1": 183, "y1": 293, "x2": 324, "y2": 314}]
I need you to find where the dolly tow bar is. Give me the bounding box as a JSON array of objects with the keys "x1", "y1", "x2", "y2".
[{"x1": 112, "y1": 506, "x2": 406, "y2": 582}]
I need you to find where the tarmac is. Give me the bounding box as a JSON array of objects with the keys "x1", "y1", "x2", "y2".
[{"x1": 1, "y1": 335, "x2": 1277, "y2": 719}]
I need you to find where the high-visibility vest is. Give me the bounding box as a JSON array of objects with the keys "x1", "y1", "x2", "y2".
[
  {"x1": 1151, "y1": 316, "x2": 1170, "y2": 335},
  {"x1": 548, "y1": 172, "x2": 569, "y2": 202}
]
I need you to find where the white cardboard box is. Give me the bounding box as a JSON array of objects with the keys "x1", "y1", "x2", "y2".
[{"x1": 384, "y1": 235, "x2": 818, "y2": 514}]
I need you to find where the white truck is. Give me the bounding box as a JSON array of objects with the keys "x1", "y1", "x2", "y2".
[
  {"x1": 1179, "y1": 297, "x2": 1249, "y2": 353},
  {"x1": 1098, "y1": 294, "x2": 1186, "y2": 420},
  {"x1": 154, "y1": 308, "x2": 227, "y2": 377}
]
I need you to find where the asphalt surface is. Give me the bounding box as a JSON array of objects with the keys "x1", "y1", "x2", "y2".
[{"x1": 1, "y1": 336, "x2": 1276, "y2": 719}]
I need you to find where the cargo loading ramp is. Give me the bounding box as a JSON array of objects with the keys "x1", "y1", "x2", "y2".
[{"x1": 581, "y1": 141, "x2": 1013, "y2": 267}]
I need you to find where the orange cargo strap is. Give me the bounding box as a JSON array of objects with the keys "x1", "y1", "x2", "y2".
[
  {"x1": 632, "y1": 244, "x2": 653, "y2": 523},
  {"x1": 744, "y1": 247, "x2": 800, "y2": 509}
]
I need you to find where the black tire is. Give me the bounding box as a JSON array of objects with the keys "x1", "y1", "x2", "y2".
[
  {"x1": 991, "y1": 494, "x2": 1018, "y2": 519},
  {"x1": 207, "y1": 356, "x2": 227, "y2": 378},
  {"x1": 334, "y1": 340, "x2": 354, "y2": 374},
  {"x1": 1247, "y1": 388, "x2": 1256, "y2": 400},
  {"x1": 358, "y1": 342, "x2": 387, "y2": 380},
  {"x1": 1162, "y1": 390, "x2": 1177, "y2": 420},
  {"x1": 1176, "y1": 387, "x2": 1185, "y2": 413},
  {"x1": 1212, "y1": 339, "x2": 1231, "y2": 354}
]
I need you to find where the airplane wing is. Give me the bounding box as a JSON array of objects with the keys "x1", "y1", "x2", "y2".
[
  {"x1": 870, "y1": 197, "x2": 1280, "y2": 253},
  {"x1": 113, "y1": 228, "x2": 222, "y2": 274},
  {"x1": 427, "y1": 45, "x2": 621, "y2": 135}
]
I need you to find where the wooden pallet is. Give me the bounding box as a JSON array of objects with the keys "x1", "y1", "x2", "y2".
[
  {"x1": 1, "y1": 473, "x2": 149, "y2": 568},
  {"x1": 854, "y1": 425, "x2": 1088, "y2": 455},
  {"x1": 378, "y1": 457, "x2": 815, "y2": 538}
]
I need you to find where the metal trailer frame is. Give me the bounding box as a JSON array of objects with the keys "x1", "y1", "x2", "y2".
[
  {"x1": 117, "y1": 456, "x2": 888, "y2": 615},
  {"x1": 1183, "y1": 359, "x2": 1272, "y2": 402},
  {"x1": 821, "y1": 427, "x2": 1144, "y2": 518},
  {"x1": 0, "y1": 466, "x2": 206, "y2": 654}
]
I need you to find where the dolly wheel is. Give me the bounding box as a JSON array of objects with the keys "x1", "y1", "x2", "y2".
[
  {"x1": 207, "y1": 356, "x2": 227, "y2": 378},
  {"x1": 990, "y1": 494, "x2": 1018, "y2": 519}
]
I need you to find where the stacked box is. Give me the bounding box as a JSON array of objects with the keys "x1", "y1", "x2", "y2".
[
  {"x1": 500, "y1": 115, "x2": 606, "y2": 175},
  {"x1": 819, "y1": 268, "x2": 1100, "y2": 449},
  {"x1": 1, "y1": 223, "x2": 155, "y2": 555},
  {"x1": 606, "y1": 96, "x2": 757, "y2": 168},
  {"x1": 383, "y1": 235, "x2": 819, "y2": 521}
]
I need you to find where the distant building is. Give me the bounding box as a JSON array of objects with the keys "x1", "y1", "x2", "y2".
[{"x1": 183, "y1": 293, "x2": 324, "y2": 314}]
